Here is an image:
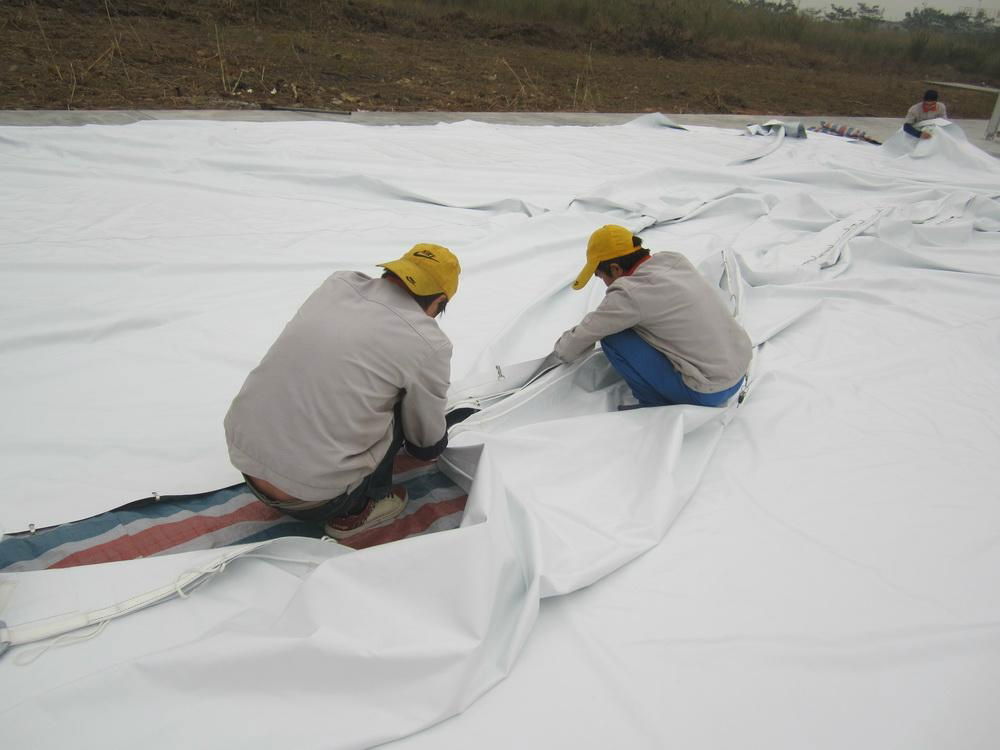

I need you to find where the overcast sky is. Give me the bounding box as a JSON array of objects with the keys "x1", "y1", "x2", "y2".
[{"x1": 795, "y1": 0, "x2": 1000, "y2": 21}]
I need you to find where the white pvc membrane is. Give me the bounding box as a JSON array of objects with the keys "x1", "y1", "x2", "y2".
[{"x1": 1, "y1": 115, "x2": 999, "y2": 748}]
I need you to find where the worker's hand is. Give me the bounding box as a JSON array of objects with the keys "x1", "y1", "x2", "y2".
[
  {"x1": 920, "y1": 130, "x2": 932, "y2": 140},
  {"x1": 539, "y1": 351, "x2": 564, "y2": 371}
]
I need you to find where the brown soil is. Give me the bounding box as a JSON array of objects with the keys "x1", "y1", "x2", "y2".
[{"x1": 1, "y1": 1, "x2": 996, "y2": 118}]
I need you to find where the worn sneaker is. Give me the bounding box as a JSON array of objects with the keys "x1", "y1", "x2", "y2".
[{"x1": 324, "y1": 486, "x2": 408, "y2": 540}]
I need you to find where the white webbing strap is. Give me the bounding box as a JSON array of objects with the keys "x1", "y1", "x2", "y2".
[{"x1": 0, "y1": 540, "x2": 274, "y2": 654}]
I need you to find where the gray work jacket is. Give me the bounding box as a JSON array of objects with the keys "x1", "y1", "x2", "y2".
[
  {"x1": 904, "y1": 102, "x2": 947, "y2": 124},
  {"x1": 554, "y1": 252, "x2": 752, "y2": 393},
  {"x1": 225, "y1": 271, "x2": 451, "y2": 501}
]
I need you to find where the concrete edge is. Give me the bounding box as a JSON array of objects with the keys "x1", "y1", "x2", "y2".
[{"x1": 1, "y1": 109, "x2": 997, "y2": 157}]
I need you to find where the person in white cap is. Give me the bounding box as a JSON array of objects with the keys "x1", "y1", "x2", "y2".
[
  {"x1": 225, "y1": 243, "x2": 461, "y2": 539},
  {"x1": 554, "y1": 225, "x2": 751, "y2": 409}
]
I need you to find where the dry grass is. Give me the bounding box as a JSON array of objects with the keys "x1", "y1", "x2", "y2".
[
  {"x1": 386, "y1": 0, "x2": 999, "y2": 79},
  {"x1": 1, "y1": 0, "x2": 996, "y2": 115}
]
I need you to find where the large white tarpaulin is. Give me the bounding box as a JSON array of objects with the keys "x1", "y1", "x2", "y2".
[{"x1": 1, "y1": 116, "x2": 999, "y2": 749}]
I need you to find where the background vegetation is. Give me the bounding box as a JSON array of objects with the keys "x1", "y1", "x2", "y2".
[
  {"x1": 379, "y1": 0, "x2": 1000, "y2": 77},
  {"x1": 2, "y1": 0, "x2": 996, "y2": 112},
  {"x1": 10, "y1": 0, "x2": 997, "y2": 78}
]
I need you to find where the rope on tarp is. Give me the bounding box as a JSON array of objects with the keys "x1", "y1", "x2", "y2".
[{"x1": 0, "y1": 542, "x2": 333, "y2": 663}]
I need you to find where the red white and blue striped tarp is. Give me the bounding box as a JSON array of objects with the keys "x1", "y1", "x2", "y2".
[{"x1": 0, "y1": 456, "x2": 467, "y2": 572}]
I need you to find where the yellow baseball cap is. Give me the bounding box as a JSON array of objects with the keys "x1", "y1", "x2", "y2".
[
  {"x1": 379, "y1": 243, "x2": 461, "y2": 299},
  {"x1": 572, "y1": 225, "x2": 637, "y2": 290}
]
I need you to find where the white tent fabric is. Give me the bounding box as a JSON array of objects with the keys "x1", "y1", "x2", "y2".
[{"x1": 1, "y1": 117, "x2": 999, "y2": 748}]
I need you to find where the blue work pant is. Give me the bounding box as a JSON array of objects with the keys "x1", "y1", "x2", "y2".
[{"x1": 601, "y1": 329, "x2": 743, "y2": 407}]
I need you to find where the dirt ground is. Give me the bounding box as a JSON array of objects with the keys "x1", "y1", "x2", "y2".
[{"x1": 2, "y1": 1, "x2": 997, "y2": 118}]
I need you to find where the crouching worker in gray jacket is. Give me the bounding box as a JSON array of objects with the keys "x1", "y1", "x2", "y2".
[
  {"x1": 554, "y1": 225, "x2": 751, "y2": 409},
  {"x1": 225, "y1": 244, "x2": 460, "y2": 540}
]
